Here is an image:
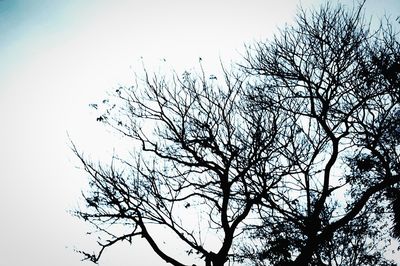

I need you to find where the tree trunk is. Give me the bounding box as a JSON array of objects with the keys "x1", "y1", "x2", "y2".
[
  {"x1": 205, "y1": 252, "x2": 227, "y2": 266},
  {"x1": 291, "y1": 237, "x2": 319, "y2": 266}
]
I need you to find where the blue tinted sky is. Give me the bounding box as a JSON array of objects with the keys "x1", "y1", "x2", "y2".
[{"x1": 0, "y1": 1, "x2": 399, "y2": 266}]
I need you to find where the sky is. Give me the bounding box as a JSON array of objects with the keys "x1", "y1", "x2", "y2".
[{"x1": 0, "y1": 1, "x2": 399, "y2": 266}]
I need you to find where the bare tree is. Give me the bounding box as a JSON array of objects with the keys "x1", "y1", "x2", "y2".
[
  {"x1": 241, "y1": 1, "x2": 400, "y2": 265},
  {"x1": 73, "y1": 2, "x2": 400, "y2": 266},
  {"x1": 72, "y1": 65, "x2": 290, "y2": 266}
]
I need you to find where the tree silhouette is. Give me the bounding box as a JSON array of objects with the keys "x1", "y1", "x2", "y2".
[
  {"x1": 240, "y1": 2, "x2": 400, "y2": 265},
  {"x1": 72, "y1": 66, "x2": 291, "y2": 265},
  {"x1": 73, "y1": 2, "x2": 400, "y2": 266}
]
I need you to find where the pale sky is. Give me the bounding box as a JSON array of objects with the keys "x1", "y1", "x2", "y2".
[{"x1": 0, "y1": 1, "x2": 399, "y2": 266}]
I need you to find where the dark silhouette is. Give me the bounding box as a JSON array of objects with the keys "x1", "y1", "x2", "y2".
[
  {"x1": 72, "y1": 64, "x2": 286, "y2": 266},
  {"x1": 72, "y1": 2, "x2": 400, "y2": 266},
  {"x1": 240, "y1": 1, "x2": 400, "y2": 265}
]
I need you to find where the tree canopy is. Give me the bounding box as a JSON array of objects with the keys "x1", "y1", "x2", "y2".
[{"x1": 72, "y1": 2, "x2": 400, "y2": 266}]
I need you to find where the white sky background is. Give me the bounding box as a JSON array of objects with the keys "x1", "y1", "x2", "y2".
[{"x1": 0, "y1": 1, "x2": 399, "y2": 265}]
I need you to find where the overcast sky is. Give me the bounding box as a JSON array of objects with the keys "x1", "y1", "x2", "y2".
[{"x1": 0, "y1": 1, "x2": 399, "y2": 266}]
